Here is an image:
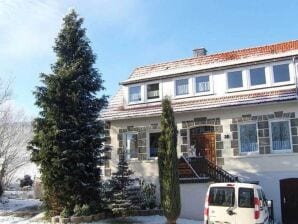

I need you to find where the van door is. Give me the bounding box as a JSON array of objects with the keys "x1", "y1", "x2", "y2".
[
  {"x1": 208, "y1": 187, "x2": 236, "y2": 224},
  {"x1": 235, "y1": 187, "x2": 255, "y2": 224}
]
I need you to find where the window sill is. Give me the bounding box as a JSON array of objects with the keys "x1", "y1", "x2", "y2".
[
  {"x1": 129, "y1": 158, "x2": 158, "y2": 163},
  {"x1": 229, "y1": 152, "x2": 296, "y2": 159}
]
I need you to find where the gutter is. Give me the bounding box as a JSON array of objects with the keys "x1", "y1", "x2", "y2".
[{"x1": 293, "y1": 56, "x2": 298, "y2": 99}]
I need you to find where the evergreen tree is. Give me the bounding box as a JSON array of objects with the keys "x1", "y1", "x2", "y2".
[
  {"x1": 158, "y1": 98, "x2": 181, "y2": 224},
  {"x1": 107, "y1": 155, "x2": 140, "y2": 215},
  {"x1": 27, "y1": 10, "x2": 108, "y2": 216}
]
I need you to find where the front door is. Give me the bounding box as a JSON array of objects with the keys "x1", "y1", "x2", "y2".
[
  {"x1": 280, "y1": 178, "x2": 298, "y2": 224},
  {"x1": 195, "y1": 133, "x2": 216, "y2": 163}
]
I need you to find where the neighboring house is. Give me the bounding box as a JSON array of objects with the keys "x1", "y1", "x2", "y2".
[{"x1": 101, "y1": 40, "x2": 298, "y2": 223}]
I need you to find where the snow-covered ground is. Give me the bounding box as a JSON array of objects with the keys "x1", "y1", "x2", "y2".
[{"x1": 0, "y1": 198, "x2": 203, "y2": 223}]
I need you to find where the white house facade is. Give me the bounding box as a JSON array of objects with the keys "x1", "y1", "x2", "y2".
[{"x1": 101, "y1": 40, "x2": 298, "y2": 223}]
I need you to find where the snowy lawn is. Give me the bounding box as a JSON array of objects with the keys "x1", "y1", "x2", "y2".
[
  {"x1": 0, "y1": 215, "x2": 203, "y2": 224},
  {"x1": 0, "y1": 199, "x2": 41, "y2": 214}
]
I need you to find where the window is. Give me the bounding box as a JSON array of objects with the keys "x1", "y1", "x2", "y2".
[
  {"x1": 176, "y1": 79, "x2": 189, "y2": 96},
  {"x1": 149, "y1": 132, "x2": 161, "y2": 157},
  {"x1": 195, "y1": 76, "x2": 210, "y2": 93},
  {"x1": 239, "y1": 123, "x2": 258, "y2": 153},
  {"x1": 209, "y1": 187, "x2": 235, "y2": 207},
  {"x1": 147, "y1": 83, "x2": 159, "y2": 100},
  {"x1": 124, "y1": 133, "x2": 138, "y2": 159},
  {"x1": 228, "y1": 70, "x2": 243, "y2": 89},
  {"x1": 271, "y1": 121, "x2": 291, "y2": 151},
  {"x1": 273, "y1": 64, "x2": 290, "y2": 83},
  {"x1": 250, "y1": 67, "x2": 266, "y2": 86},
  {"x1": 239, "y1": 188, "x2": 254, "y2": 208},
  {"x1": 129, "y1": 86, "x2": 141, "y2": 103}
]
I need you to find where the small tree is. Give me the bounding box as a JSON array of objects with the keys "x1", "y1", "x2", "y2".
[
  {"x1": 108, "y1": 155, "x2": 140, "y2": 215},
  {"x1": 158, "y1": 98, "x2": 181, "y2": 224}
]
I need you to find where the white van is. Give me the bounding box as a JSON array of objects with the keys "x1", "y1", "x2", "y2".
[{"x1": 204, "y1": 182, "x2": 271, "y2": 224}]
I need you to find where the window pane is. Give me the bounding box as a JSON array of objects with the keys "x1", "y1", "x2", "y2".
[
  {"x1": 250, "y1": 67, "x2": 266, "y2": 86},
  {"x1": 209, "y1": 187, "x2": 235, "y2": 207},
  {"x1": 147, "y1": 83, "x2": 159, "y2": 99},
  {"x1": 196, "y1": 76, "x2": 210, "y2": 93},
  {"x1": 240, "y1": 123, "x2": 258, "y2": 153},
  {"x1": 176, "y1": 79, "x2": 189, "y2": 95},
  {"x1": 271, "y1": 121, "x2": 291, "y2": 151},
  {"x1": 129, "y1": 86, "x2": 141, "y2": 102},
  {"x1": 125, "y1": 133, "x2": 138, "y2": 159},
  {"x1": 273, "y1": 64, "x2": 290, "y2": 83},
  {"x1": 239, "y1": 188, "x2": 254, "y2": 208},
  {"x1": 149, "y1": 132, "x2": 161, "y2": 157},
  {"x1": 228, "y1": 71, "x2": 243, "y2": 89}
]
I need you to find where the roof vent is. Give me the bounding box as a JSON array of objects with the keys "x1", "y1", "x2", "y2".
[{"x1": 193, "y1": 48, "x2": 207, "y2": 57}]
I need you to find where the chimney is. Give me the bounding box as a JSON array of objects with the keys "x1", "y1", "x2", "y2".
[{"x1": 193, "y1": 48, "x2": 207, "y2": 57}]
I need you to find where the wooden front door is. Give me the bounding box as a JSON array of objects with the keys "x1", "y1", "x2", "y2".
[
  {"x1": 195, "y1": 133, "x2": 216, "y2": 163},
  {"x1": 280, "y1": 178, "x2": 298, "y2": 224}
]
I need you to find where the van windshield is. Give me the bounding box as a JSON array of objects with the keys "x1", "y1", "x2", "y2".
[{"x1": 209, "y1": 187, "x2": 235, "y2": 207}]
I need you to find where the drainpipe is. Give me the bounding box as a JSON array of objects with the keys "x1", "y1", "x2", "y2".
[{"x1": 293, "y1": 56, "x2": 298, "y2": 99}]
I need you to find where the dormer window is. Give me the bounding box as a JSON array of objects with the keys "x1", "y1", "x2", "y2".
[
  {"x1": 195, "y1": 75, "x2": 210, "y2": 93},
  {"x1": 147, "y1": 83, "x2": 159, "y2": 100},
  {"x1": 249, "y1": 67, "x2": 266, "y2": 86},
  {"x1": 129, "y1": 86, "x2": 141, "y2": 103},
  {"x1": 176, "y1": 78, "x2": 189, "y2": 96},
  {"x1": 227, "y1": 70, "x2": 243, "y2": 89},
  {"x1": 273, "y1": 63, "x2": 290, "y2": 83}
]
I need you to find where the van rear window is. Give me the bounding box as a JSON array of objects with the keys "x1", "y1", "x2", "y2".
[
  {"x1": 209, "y1": 187, "x2": 235, "y2": 207},
  {"x1": 238, "y1": 188, "x2": 254, "y2": 208}
]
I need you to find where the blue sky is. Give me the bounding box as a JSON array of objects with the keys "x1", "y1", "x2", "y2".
[{"x1": 0, "y1": 0, "x2": 298, "y2": 117}]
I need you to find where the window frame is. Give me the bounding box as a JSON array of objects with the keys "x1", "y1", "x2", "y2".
[
  {"x1": 269, "y1": 119, "x2": 292, "y2": 153},
  {"x1": 175, "y1": 78, "x2": 190, "y2": 97},
  {"x1": 193, "y1": 74, "x2": 214, "y2": 96},
  {"x1": 226, "y1": 69, "x2": 246, "y2": 92},
  {"x1": 123, "y1": 132, "x2": 139, "y2": 160},
  {"x1": 128, "y1": 84, "x2": 143, "y2": 104},
  {"x1": 146, "y1": 82, "x2": 161, "y2": 102},
  {"x1": 248, "y1": 66, "x2": 267, "y2": 89},
  {"x1": 238, "y1": 122, "x2": 259, "y2": 155},
  {"x1": 270, "y1": 62, "x2": 293, "y2": 86}
]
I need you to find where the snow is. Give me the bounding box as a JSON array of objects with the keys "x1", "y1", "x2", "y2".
[
  {"x1": 0, "y1": 199, "x2": 203, "y2": 223},
  {"x1": 0, "y1": 199, "x2": 41, "y2": 213}
]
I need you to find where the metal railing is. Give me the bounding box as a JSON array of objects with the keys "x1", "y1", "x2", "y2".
[{"x1": 186, "y1": 156, "x2": 239, "y2": 183}]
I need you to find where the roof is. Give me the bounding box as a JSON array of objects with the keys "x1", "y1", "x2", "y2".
[
  {"x1": 122, "y1": 40, "x2": 298, "y2": 84},
  {"x1": 101, "y1": 87, "x2": 297, "y2": 121},
  {"x1": 102, "y1": 40, "x2": 298, "y2": 121}
]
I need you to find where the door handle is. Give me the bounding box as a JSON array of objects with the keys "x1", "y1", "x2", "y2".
[{"x1": 227, "y1": 209, "x2": 236, "y2": 216}]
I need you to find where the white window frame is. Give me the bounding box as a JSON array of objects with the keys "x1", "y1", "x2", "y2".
[
  {"x1": 123, "y1": 132, "x2": 139, "y2": 160},
  {"x1": 269, "y1": 119, "x2": 292, "y2": 153},
  {"x1": 247, "y1": 65, "x2": 268, "y2": 89},
  {"x1": 147, "y1": 130, "x2": 161, "y2": 159},
  {"x1": 193, "y1": 74, "x2": 214, "y2": 96},
  {"x1": 238, "y1": 122, "x2": 259, "y2": 155},
  {"x1": 174, "y1": 78, "x2": 191, "y2": 98},
  {"x1": 145, "y1": 82, "x2": 161, "y2": 102},
  {"x1": 128, "y1": 84, "x2": 144, "y2": 104},
  {"x1": 270, "y1": 61, "x2": 294, "y2": 86},
  {"x1": 226, "y1": 69, "x2": 247, "y2": 92}
]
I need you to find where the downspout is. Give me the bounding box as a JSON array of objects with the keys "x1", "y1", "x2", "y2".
[{"x1": 293, "y1": 56, "x2": 298, "y2": 99}]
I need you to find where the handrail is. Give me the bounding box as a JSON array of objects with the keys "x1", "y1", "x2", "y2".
[
  {"x1": 187, "y1": 156, "x2": 239, "y2": 183},
  {"x1": 181, "y1": 156, "x2": 201, "y2": 179}
]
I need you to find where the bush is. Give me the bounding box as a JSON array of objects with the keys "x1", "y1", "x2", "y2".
[
  {"x1": 60, "y1": 207, "x2": 72, "y2": 218},
  {"x1": 20, "y1": 175, "x2": 33, "y2": 188},
  {"x1": 73, "y1": 204, "x2": 92, "y2": 216},
  {"x1": 139, "y1": 179, "x2": 157, "y2": 210}
]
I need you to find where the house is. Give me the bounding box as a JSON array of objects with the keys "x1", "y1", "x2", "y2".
[{"x1": 101, "y1": 40, "x2": 298, "y2": 223}]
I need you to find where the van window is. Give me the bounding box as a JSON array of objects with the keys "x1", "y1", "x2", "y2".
[
  {"x1": 209, "y1": 187, "x2": 235, "y2": 207},
  {"x1": 238, "y1": 188, "x2": 254, "y2": 208}
]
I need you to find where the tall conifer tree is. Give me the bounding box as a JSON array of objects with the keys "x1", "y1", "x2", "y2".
[
  {"x1": 28, "y1": 10, "x2": 107, "y2": 216},
  {"x1": 158, "y1": 98, "x2": 181, "y2": 224}
]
